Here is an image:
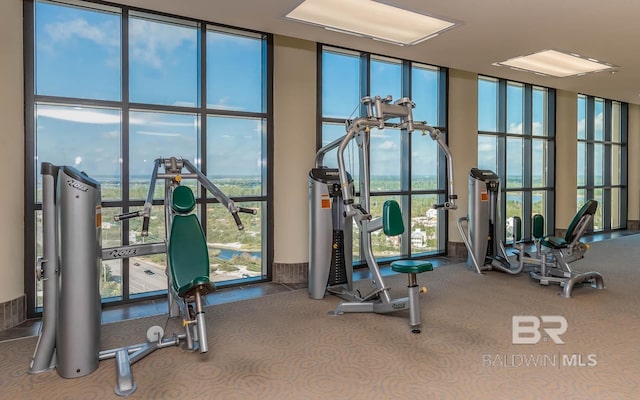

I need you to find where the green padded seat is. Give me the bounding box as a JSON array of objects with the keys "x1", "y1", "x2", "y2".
[
  {"x1": 540, "y1": 236, "x2": 567, "y2": 249},
  {"x1": 391, "y1": 260, "x2": 434, "y2": 274},
  {"x1": 168, "y1": 186, "x2": 214, "y2": 298},
  {"x1": 540, "y1": 200, "x2": 598, "y2": 250}
]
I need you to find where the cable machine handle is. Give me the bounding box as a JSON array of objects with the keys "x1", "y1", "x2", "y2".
[{"x1": 113, "y1": 211, "x2": 141, "y2": 221}]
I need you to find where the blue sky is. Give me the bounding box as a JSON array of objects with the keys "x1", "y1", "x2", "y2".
[
  {"x1": 34, "y1": 1, "x2": 601, "y2": 185},
  {"x1": 35, "y1": 2, "x2": 264, "y2": 180}
]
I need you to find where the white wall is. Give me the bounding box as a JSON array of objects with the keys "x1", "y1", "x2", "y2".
[
  {"x1": 627, "y1": 104, "x2": 640, "y2": 223},
  {"x1": 272, "y1": 36, "x2": 317, "y2": 263},
  {"x1": 555, "y1": 89, "x2": 579, "y2": 229},
  {"x1": 447, "y1": 69, "x2": 478, "y2": 243},
  {"x1": 0, "y1": 0, "x2": 25, "y2": 303},
  {"x1": 2, "y1": 0, "x2": 639, "y2": 305}
]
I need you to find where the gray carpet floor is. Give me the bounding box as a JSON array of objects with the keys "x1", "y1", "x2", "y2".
[{"x1": 1, "y1": 235, "x2": 639, "y2": 399}]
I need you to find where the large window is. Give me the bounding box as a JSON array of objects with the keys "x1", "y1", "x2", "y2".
[
  {"x1": 320, "y1": 46, "x2": 448, "y2": 263},
  {"x1": 478, "y1": 76, "x2": 555, "y2": 242},
  {"x1": 577, "y1": 95, "x2": 627, "y2": 231},
  {"x1": 25, "y1": 0, "x2": 272, "y2": 315}
]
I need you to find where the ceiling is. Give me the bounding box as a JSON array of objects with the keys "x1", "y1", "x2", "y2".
[{"x1": 119, "y1": 0, "x2": 640, "y2": 105}]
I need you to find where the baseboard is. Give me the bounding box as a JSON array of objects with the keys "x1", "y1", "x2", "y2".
[
  {"x1": 628, "y1": 220, "x2": 640, "y2": 231},
  {"x1": 448, "y1": 241, "x2": 467, "y2": 259},
  {"x1": 272, "y1": 262, "x2": 309, "y2": 284},
  {"x1": 1, "y1": 294, "x2": 26, "y2": 331}
]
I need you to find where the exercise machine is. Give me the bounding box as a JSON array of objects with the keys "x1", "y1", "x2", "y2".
[
  {"x1": 457, "y1": 167, "x2": 604, "y2": 297},
  {"x1": 30, "y1": 158, "x2": 253, "y2": 396},
  {"x1": 309, "y1": 95, "x2": 458, "y2": 333},
  {"x1": 457, "y1": 168, "x2": 524, "y2": 274},
  {"x1": 520, "y1": 201, "x2": 605, "y2": 297}
]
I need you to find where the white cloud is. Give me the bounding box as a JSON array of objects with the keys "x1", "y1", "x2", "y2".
[
  {"x1": 378, "y1": 140, "x2": 396, "y2": 150},
  {"x1": 129, "y1": 19, "x2": 196, "y2": 70},
  {"x1": 45, "y1": 18, "x2": 120, "y2": 47},
  {"x1": 136, "y1": 131, "x2": 182, "y2": 137},
  {"x1": 37, "y1": 107, "x2": 120, "y2": 124},
  {"x1": 595, "y1": 111, "x2": 603, "y2": 133},
  {"x1": 477, "y1": 142, "x2": 494, "y2": 152},
  {"x1": 578, "y1": 118, "x2": 586, "y2": 137},
  {"x1": 532, "y1": 121, "x2": 543, "y2": 135},
  {"x1": 207, "y1": 97, "x2": 245, "y2": 111}
]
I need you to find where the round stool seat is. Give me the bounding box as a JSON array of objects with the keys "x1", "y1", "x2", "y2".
[{"x1": 391, "y1": 260, "x2": 433, "y2": 274}]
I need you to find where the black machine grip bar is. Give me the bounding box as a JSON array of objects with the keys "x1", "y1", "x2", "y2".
[
  {"x1": 232, "y1": 212, "x2": 244, "y2": 231},
  {"x1": 141, "y1": 216, "x2": 150, "y2": 236},
  {"x1": 239, "y1": 207, "x2": 257, "y2": 215},
  {"x1": 113, "y1": 211, "x2": 141, "y2": 221}
]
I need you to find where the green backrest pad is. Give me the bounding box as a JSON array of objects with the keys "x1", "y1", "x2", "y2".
[
  {"x1": 512, "y1": 216, "x2": 522, "y2": 242},
  {"x1": 532, "y1": 214, "x2": 544, "y2": 239},
  {"x1": 168, "y1": 187, "x2": 210, "y2": 297},
  {"x1": 564, "y1": 200, "x2": 598, "y2": 242},
  {"x1": 172, "y1": 185, "x2": 196, "y2": 214},
  {"x1": 383, "y1": 200, "x2": 404, "y2": 237}
]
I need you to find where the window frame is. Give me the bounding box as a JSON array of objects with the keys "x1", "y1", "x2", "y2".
[
  {"x1": 477, "y1": 76, "x2": 556, "y2": 242},
  {"x1": 577, "y1": 94, "x2": 628, "y2": 232},
  {"x1": 24, "y1": 0, "x2": 273, "y2": 317},
  {"x1": 318, "y1": 44, "x2": 449, "y2": 264}
]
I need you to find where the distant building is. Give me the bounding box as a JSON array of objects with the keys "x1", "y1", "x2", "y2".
[{"x1": 411, "y1": 229, "x2": 427, "y2": 248}]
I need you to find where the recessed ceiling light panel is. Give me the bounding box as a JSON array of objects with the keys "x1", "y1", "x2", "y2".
[
  {"x1": 285, "y1": 0, "x2": 457, "y2": 46},
  {"x1": 496, "y1": 50, "x2": 615, "y2": 77}
]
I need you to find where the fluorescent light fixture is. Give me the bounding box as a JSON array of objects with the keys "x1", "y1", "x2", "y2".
[
  {"x1": 285, "y1": 0, "x2": 456, "y2": 46},
  {"x1": 496, "y1": 50, "x2": 615, "y2": 77}
]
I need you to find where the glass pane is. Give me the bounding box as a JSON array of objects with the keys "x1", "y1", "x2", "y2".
[
  {"x1": 478, "y1": 135, "x2": 497, "y2": 172},
  {"x1": 207, "y1": 116, "x2": 264, "y2": 197},
  {"x1": 101, "y1": 207, "x2": 123, "y2": 249},
  {"x1": 35, "y1": 210, "x2": 44, "y2": 308},
  {"x1": 594, "y1": 143, "x2": 604, "y2": 186},
  {"x1": 206, "y1": 201, "x2": 264, "y2": 283},
  {"x1": 478, "y1": 77, "x2": 498, "y2": 132},
  {"x1": 369, "y1": 195, "x2": 402, "y2": 259},
  {"x1": 505, "y1": 192, "x2": 523, "y2": 244},
  {"x1": 369, "y1": 127, "x2": 401, "y2": 192},
  {"x1": 611, "y1": 187, "x2": 621, "y2": 229},
  {"x1": 577, "y1": 95, "x2": 586, "y2": 140},
  {"x1": 101, "y1": 259, "x2": 123, "y2": 299},
  {"x1": 506, "y1": 137, "x2": 523, "y2": 188},
  {"x1": 352, "y1": 209, "x2": 360, "y2": 264},
  {"x1": 128, "y1": 204, "x2": 168, "y2": 295},
  {"x1": 129, "y1": 111, "x2": 198, "y2": 199},
  {"x1": 593, "y1": 189, "x2": 603, "y2": 231},
  {"x1": 35, "y1": 104, "x2": 122, "y2": 203},
  {"x1": 370, "y1": 56, "x2": 402, "y2": 102},
  {"x1": 35, "y1": 1, "x2": 121, "y2": 101},
  {"x1": 322, "y1": 49, "x2": 361, "y2": 119},
  {"x1": 532, "y1": 191, "x2": 546, "y2": 220},
  {"x1": 101, "y1": 206, "x2": 124, "y2": 298},
  {"x1": 611, "y1": 144, "x2": 621, "y2": 185},
  {"x1": 577, "y1": 189, "x2": 587, "y2": 210},
  {"x1": 207, "y1": 29, "x2": 264, "y2": 112},
  {"x1": 411, "y1": 194, "x2": 440, "y2": 254},
  {"x1": 577, "y1": 142, "x2": 586, "y2": 187},
  {"x1": 411, "y1": 64, "x2": 439, "y2": 126},
  {"x1": 594, "y1": 98, "x2": 604, "y2": 141},
  {"x1": 129, "y1": 15, "x2": 198, "y2": 106},
  {"x1": 611, "y1": 101, "x2": 621, "y2": 142},
  {"x1": 532, "y1": 139, "x2": 547, "y2": 187},
  {"x1": 532, "y1": 87, "x2": 547, "y2": 136},
  {"x1": 507, "y1": 82, "x2": 524, "y2": 134},
  {"x1": 411, "y1": 130, "x2": 439, "y2": 190},
  {"x1": 320, "y1": 122, "x2": 346, "y2": 169}
]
